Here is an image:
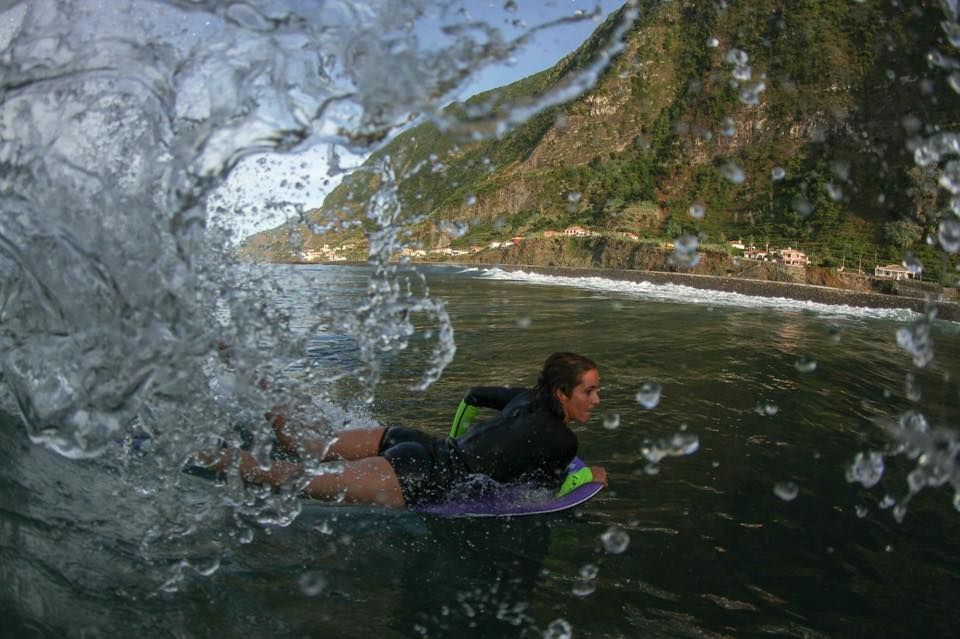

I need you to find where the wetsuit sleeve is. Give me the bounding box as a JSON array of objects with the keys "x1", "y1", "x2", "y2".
[{"x1": 462, "y1": 387, "x2": 526, "y2": 411}]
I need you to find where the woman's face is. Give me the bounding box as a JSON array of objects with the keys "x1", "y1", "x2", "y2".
[{"x1": 557, "y1": 368, "x2": 601, "y2": 424}]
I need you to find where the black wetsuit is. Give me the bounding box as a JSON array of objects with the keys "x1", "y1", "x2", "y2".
[{"x1": 379, "y1": 387, "x2": 578, "y2": 505}]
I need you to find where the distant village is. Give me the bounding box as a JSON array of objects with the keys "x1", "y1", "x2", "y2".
[{"x1": 298, "y1": 226, "x2": 919, "y2": 281}]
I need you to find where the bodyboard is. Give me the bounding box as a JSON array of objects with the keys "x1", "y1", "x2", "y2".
[{"x1": 410, "y1": 474, "x2": 603, "y2": 518}]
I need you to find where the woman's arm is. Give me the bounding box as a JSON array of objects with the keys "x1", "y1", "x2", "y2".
[{"x1": 463, "y1": 386, "x2": 526, "y2": 410}]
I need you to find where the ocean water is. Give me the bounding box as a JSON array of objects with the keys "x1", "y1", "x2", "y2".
[
  {"x1": 4, "y1": 263, "x2": 959, "y2": 637},
  {"x1": 3, "y1": 1, "x2": 960, "y2": 637}
]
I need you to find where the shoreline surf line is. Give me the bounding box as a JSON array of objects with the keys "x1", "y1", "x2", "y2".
[
  {"x1": 293, "y1": 260, "x2": 960, "y2": 322},
  {"x1": 486, "y1": 264, "x2": 960, "y2": 320}
]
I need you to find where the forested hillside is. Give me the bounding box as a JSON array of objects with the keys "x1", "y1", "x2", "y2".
[{"x1": 241, "y1": 0, "x2": 960, "y2": 282}]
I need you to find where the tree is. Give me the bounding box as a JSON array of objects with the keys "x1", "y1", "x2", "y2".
[{"x1": 883, "y1": 219, "x2": 923, "y2": 250}]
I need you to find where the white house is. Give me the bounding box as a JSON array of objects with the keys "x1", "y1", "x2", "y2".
[
  {"x1": 875, "y1": 264, "x2": 917, "y2": 280},
  {"x1": 564, "y1": 226, "x2": 596, "y2": 237}
]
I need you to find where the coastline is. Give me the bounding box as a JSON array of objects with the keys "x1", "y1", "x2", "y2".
[
  {"x1": 315, "y1": 259, "x2": 960, "y2": 322},
  {"x1": 483, "y1": 263, "x2": 960, "y2": 321}
]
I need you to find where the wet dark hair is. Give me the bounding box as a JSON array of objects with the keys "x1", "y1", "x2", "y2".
[{"x1": 533, "y1": 352, "x2": 598, "y2": 417}]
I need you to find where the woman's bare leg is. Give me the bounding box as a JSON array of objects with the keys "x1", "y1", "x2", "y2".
[
  {"x1": 200, "y1": 449, "x2": 405, "y2": 508},
  {"x1": 302, "y1": 457, "x2": 405, "y2": 507},
  {"x1": 266, "y1": 409, "x2": 386, "y2": 462}
]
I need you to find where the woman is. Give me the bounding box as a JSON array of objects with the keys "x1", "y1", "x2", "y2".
[{"x1": 199, "y1": 352, "x2": 608, "y2": 508}]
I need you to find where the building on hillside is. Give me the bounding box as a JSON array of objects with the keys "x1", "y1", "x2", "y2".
[
  {"x1": 729, "y1": 239, "x2": 746, "y2": 250},
  {"x1": 778, "y1": 247, "x2": 811, "y2": 267},
  {"x1": 620, "y1": 232, "x2": 639, "y2": 240},
  {"x1": 564, "y1": 225, "x2": 595, "y2": 237},
  {"x1": 744, "y1": 248, "x2": 769, "y2": 261},
  {"x1": 543, "y1": 230, "x2": 563, "y2": 238},
  {"x1": 875, "y1": 264, "x2": 918, "y2": 280}
]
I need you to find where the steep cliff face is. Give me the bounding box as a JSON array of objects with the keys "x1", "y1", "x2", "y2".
[{"x1": 240, "y1": 1, "x2": 958, "y2": 280}]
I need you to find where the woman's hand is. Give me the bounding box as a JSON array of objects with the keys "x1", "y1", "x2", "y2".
[{"x1": 589, "y1": 465, "x2": 608, "y2": 486}]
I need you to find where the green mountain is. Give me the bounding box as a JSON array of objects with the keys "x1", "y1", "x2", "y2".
[{"x1": 241, "y1": 0, "x2": 960, "y2": 282}]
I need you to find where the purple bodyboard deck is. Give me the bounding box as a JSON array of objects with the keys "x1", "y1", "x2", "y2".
[{"x1": 410, "y1": 457, "x2": 603, "y2": 518}]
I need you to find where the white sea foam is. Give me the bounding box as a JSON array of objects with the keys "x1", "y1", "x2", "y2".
[{"x1": 477, "y1": 268, "x2": 921, "y2": 321}]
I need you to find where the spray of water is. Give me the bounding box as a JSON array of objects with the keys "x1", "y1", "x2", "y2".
[{"x1": 0, "y1": 0, "x2": 638, "y2": 596}]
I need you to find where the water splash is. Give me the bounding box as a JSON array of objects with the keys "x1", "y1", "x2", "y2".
[
  {"x1": 641, "y1": 431, "x2": 700, "y2": 465},
  {"x1": 0, "y1": 0, "x2": 636, "y2": 595}
]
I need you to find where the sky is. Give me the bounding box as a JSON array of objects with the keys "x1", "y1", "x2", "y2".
[{"x1": 212, "y1": 0, "x2": 628, "y2": 240}]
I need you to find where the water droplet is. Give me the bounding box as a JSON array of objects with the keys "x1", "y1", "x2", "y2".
[
  {"x1": 670, "y1": 234, "x2": 701, "y2": 267},
  {"x1": 897, "y1": 409, "x2": 929, "y2": 435},
  {"x1": 948, "y1": 72, "x2": 960, "y2": 94},
  {"x1": 884, "y1": 544, "x2": 894, "y2": 553},
  {"x1": 707, "y1": 36, "x2": 720, "y2": 48},
  {"x1": 794, "y1": 357, "x2": 818, "y2": 373},
  {"x1": 465, "y1": 194, "x2": 477, "y2": 206},
  {"x1": 855, "y1": 505, "x2": 869, "y2": 518},
  {"x1": 739, "y1": 81, "x2": 765, "y2": 105},
  {"x1": 725, "y1": 48, "x2": 749, "y2": 66},
  {"x1": 516, "y1": 316, "x2": 532, "y2": 329},
  {"x1": 938, "y1": 218, "x2": 960, "y2": 253},
  {"x1": 774, "y1": 481, "x2": 799, "y2": 501},
  {"x1": 600, "y1": 526, "x2": 631, "y2": 554},
  {"x1": 571, "y1": 580, "x2": 596, "y2": 597},
  {"x1": 298, "y1": 571, "x2": 328, "y2": 596},
  {"x1": 896, "y1": 319, "x2": 934, "y2": 367},
  {"x1": 902, "y1": 252, "x2": 923, "y2": 275},
  {"x1": 845, "y1": 451, "x2": 885, "y2": 488},
  {"x1": 939, "y1": 160, "x2": 960, "y2": 194},
  {"x1": 238, "y1": 527, "x2": 255, "y2": 544},
  {"x1": 880, "y1": 495, "x2": 896, "y2": 509},
  {"x1": 544, "y1": 618, "x2": 573, "y2": 639},
  {"x1": 721, "y1": 117, "x2": 736, "y2": 137},
  {"x1": 791, "y1": 196, "x2": 813, "y2": 216},
  {"x1": 579, "y1": 563, "x2": 600, "y2": 580},
  {"x1": 826, "y1": 182, "x2": 843, "y2": 201},
  {"x1": 641, "y1": 432, "x2": 699, "y2": 463},
  {"x1": 567, "y1": 191, "x2": 582, "y2": 203},
  {"x1": 904, "y1": 372, "x2": 922, "y2": 402},
  {"x1": 771, "y1": 166, "x2": 786, "y2": 180},
  {"x1": 720, "y1": 162, "x2": 746, "y2": 184},
  {"x1": 602, "y1": 411, "x2": 621, "y2": 430},
  {"x1": 756, "y1": 402, "x2": 778, "y2": 416},
  {"x1": 688, "y1": 203, "x2": 706, "y2": 219},
  {"x1": 635, "y1": 382, "x2": 662, "y2": 409},
  {"x1": 732, "y1": 65, "x2": 753, "y2": 81},
  {"x1": 503, "y1": 0, "x2": 518, "y2": 13},
  {"x1": 440, "y1": 220, "x2": 469, "y2": 238},
  {"x1": 943, "y1": 20, "x2": 960, "y2": 47}
]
